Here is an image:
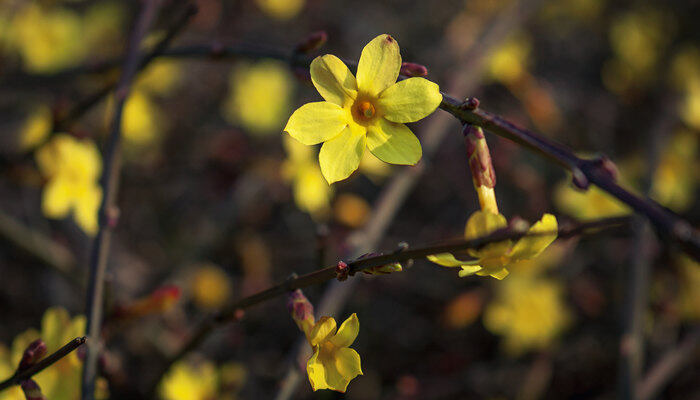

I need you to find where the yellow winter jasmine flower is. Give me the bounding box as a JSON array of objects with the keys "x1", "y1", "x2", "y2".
[
  {"x1": 159, "y1": 360, "x2": 218, "y2": 400},
  {"x1": 428, "y1": 211, "x2": 558, "y2": 280},
  {"x1": 136, "y1": 60, "x2": 183, "y2": 96},
  {"x1": 19, "y1": 105, "x2": 52, "y2": 151},
  {"x1": 281, "y1": 135, "x2": 332, "y2": 218},
  {"x1": 284, "y1": 34, "x2": 443, "y2": 184},
  {"x1": 650, "y1": 130, "x2": 698, "y2": 212},
  {"x1": 36, "y1": 134, "x2": 102, "y2": 235},
  {"x1": 122, "y1": 89, "x2": 164, "y2": 147},
  {"x1": 484, "y1": 274, "x2": 571, "y2": 355},
  {"x1": 306, "y1": 314, "x2": 363, "y2": 392}
]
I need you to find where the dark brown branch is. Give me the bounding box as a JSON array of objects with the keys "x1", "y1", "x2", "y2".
[
  {"x1": 0, "y1": 337, "x2": 86, "y2": 392},
  {"x1": 80, "y1": 1, "x2": 167, "y2": 399},
  {"x1": 145, "y1": 216, "x2": 631, "y2": 395}
]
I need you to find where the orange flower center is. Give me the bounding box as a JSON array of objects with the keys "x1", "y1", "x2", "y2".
[
  {"x1": 351, "y1": 99, "x2": 377, "y2": 125},
  {"x1": 358, "y1": 101, "x2": 375, "y2": 118}
]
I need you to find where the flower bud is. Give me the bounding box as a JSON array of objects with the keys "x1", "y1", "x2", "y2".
[
  {"x1": 362, "y1": 262, "x2": 403, "y2": 275},
  {"x1": 18, "y1": 339, "x2": 47, "y2": 371},
  {"x1": 287, "y1": 289, "x2": 315, "y2": 335},
  {"x1": 21, "y1": 379, "x2": 46, "y2": 400},
  {"x1": 463, "y1": 125, "x2": 498, "y2": 214},
  {"x1": 400, "y1": 62, "x2": 428, "y2": 77}
]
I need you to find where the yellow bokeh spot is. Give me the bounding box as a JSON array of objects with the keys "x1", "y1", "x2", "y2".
[
  {"x1": 680, "y1": 80, "x2": 700, "y2": 130},
  {"x1": 487, "y1": 34, "x2": 531, "y2": 85},
  {"x1": 554, "y1": 180, "x2": 630, "y2": 219},
  {"x1": 191, "y1": 264, "x2": 232, "y2": 311},
  {"x1": 333, "y1": 193, "x2": 371, "y2": 228},
  {"x1": 678, "y1": 256, "x2": 700, "y2": 321},
  {"x1": 222, "y1": 61, "x2": 294, "y2": 135},
  {"x1": 122, "y1": 89, "x2": 164, "y2": 147},
  {"x1": 19, "y1": 105, "x2": 52, "y2": 151},
  {"x1": 650, "y1": 130, "x2": 699, "y2": 212},
  {"x1": 255, "y1": 0, "x2": 305, "y2": 20},
  {"x1": 159, "y1": 360, "x2": 218, "y2": 400},
  {"x1": 136, "y1": 60, "x2": 183, "y2": 96},
  {"x1": 282, "y1": 135, "x2": 333, "y2": 218}
]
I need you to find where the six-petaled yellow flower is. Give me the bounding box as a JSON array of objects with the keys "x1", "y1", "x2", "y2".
[
  {"x1": 284, "y1": 34, "x2": 443, "y2": 184},
  {"x1": 428, "y1": 210, "x2": 558, "y2": 279},
  {"x1": 305, "y1": 314, "x2": 363, "y2": 392},
  {"x1": 36, "y1": 134, "x2": 102, "y2": 235}
]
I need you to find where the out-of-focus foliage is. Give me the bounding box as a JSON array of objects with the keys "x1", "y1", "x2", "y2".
[{"x1": 36, "y1": 134, "x2": 102, "y2": 235}]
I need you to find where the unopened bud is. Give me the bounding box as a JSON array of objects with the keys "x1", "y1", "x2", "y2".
[
  {"x1": 21, "y1": 379, "x2": 46, "y2": 400},
  {"x1": 295, "y1": 31, "x2": 328, "y2": 54},
  {"x1": 363, "y1": 262, "x2": 403, "y2": 275},
  {"x1": 594, "y1": 156, "x2": 618, "y2": 181},
  {"x1": 400, "y1": 62, "x2": 428, "y2": 77},
  {"x1": 335, "y1": 261, "x2": 350, "y2": 281},
  {"x1": 287, "y1": 289, "x2": 315, "y2": 334},
  {"x1": 460, "y1": 97, "x2": 480, "y2": 110},
  {"x1": 463, "y1": 125, "x2": 496, "y2": 189},
  {"x1": 18, "y1": 339, "x2": 47, "y2": 371}
]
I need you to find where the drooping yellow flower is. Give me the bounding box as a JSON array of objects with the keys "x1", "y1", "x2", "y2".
[
  {"x1": 159, "y1": 360, "x2": 218, "y2": 400},
  {"x1": 223, "y1": 61, "x2": 294, "y2": 135},
  {"x1": 36, "y1": 134, "x2": 102, "y2": 235},
  {"x1": 484, "y1": 274, "x2": 571, "y2": 355},
  {"x1": 305, "y1": 314, "x2": 363, "y2": 392},
  {"x1": 8, "y1": 4, "x2": 86, "y2": 72},
  {"x1": 281, "y1": 135, "x2": 332, "y2": 218},
  {"x1": 255, "y1": 0, "x2": 305, "y2": 20},
  {"x1": 284, "y1": 34, "x2": 443, "y2": 184},
  {"x1": 428, "y1": 211, "x2": 558, "y2": 280},
  {"x1": 18, "y1": 105, "x2": 52, "y2": 151}
]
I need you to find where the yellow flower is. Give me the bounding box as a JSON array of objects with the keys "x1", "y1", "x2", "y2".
[
  {"x1": 159, "y1": 360, "x2": 218, "y2": 400},
  {"x1": 190, "y1": 264, "x2": 232, "y2": 311},
  {"x1": 136, "y1": 60, "x2": 183, "y2": 96},
  {"x1": 18, "y1": 105, "x2": 52, "y2": 151},
  {"x1": 122, "y1": 89, "x2": 164, "y2": 147},
  {"x1": 650, "y1": 130, "x2": 698, "y2": 212},
  {"x1": 281, "y1": 135, "x2": 332, "y2": 218},
  {"x1": 484, "y1": 274, "x2": 571, "y2": 355},
  {"x1": 8, "y1": 4, "x2": 86, "y2": 72},
  {"x1": 0, "y1": 345, "x2": 23, "y2": 400},
  {"x1": 284, "y1": 34, "x2": 443, "y2": 184},
  {"x1": 255, "y1": 0, "x2": 305, "y2": 20},
  {"x1": 428, "y1": 211, "x2": 558, "y2": 280},
  {"x1": 554, "y1": 180, "x2": 630, "y2": 219},
  {"x1": 36, "y1": 134, "x2": 102, "y2": 235},
  {"x1": 305, "y1": 314, "x2": 363, "y2": 392},
  {"x1": 486, "y1": 34, "x2": 531, "y2": 85},
  {"x1": 223, "y1": 61, "x2": 294, "y2": 135}
]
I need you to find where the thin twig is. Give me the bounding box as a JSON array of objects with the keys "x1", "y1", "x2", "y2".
[
  {"x1": 0, "y1": 337, "x2": 86, "y2": 392},
  {"x1": 80, "y1": 1, "x2": 166, "y2": 399},
  {"x1": 144, "y1": 216, "x2": 631, "y2": 395}
]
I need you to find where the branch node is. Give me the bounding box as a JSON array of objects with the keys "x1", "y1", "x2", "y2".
[
  {"x1": 460, "y1": 97, "x2": 480, "y2": 110},
  {"x1": 335, "y1": 261, "x2": 350, "y2": 281},
  {"x1": 571, "y1": 168, "x2": 589, "y2": 190}
]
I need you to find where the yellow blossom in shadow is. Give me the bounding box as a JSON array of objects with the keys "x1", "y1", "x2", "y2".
[
  {"x1": 255, "y1": 0, "x2": 305, "y2": 20},
  {"x1": 554, "y1": 181, "x2": 630, "y2": 219},
  {"x1": 159, "y1": 360, "x2": 218, "y2": 400},
  {"x1": 284, "y1": 34, "x2": 442, "y2": 184},
  {"x1": 8, "y1": 307, "x2": 107, "y2": 400},
  {"x1": 677, "y1": 256, "x2": 700, "y2": 321},
  {"x1": 484, "y1": 274, "x2": 571, "y2": 355},
  {"x1": 136, "y1": 60, "x2": 183, "y2": 97},
  {"x1": 486, "y1": 34, "x2": 530, "y2": 85},
  {"x1": 282, "y1": 135, "x2": 333, "y2": 218},
  {"x1": 8, "y1": 4, "x2": 86, "y2": 72},
  {"x1": 428, "y1": 211, "x2": 558, "y2": 280},
  {"x1": 223, "y1": 61, "x2": 294, "y2": 135},
  {"x1": 0, "y1": 345, "x2": 23, "y2": 400},
  {"x1": 121, "y1": 89, "x2": 164, "y2": 148},
  {"x1": 650, "y1": 130, "x2": 698, "y2": 212},
  {"x1": 36, "y1": 134, "x2": 102, "y2": 235},
  {"x1": 305, "y1": 314, "x2": 363, "y2": 392},
  {"x1": 190, "y1": 263, "x2": 232, "y2": 311},
  {"x1": 18, "y1": 105, "x2": 52, "y2": 151}
]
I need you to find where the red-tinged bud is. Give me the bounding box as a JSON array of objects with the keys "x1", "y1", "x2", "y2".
[
  {"x1": 460, "y1": 97, "x2": 480, "y2": 110},
  {"x1": 595, "y1": 156, "x2": 618, "y2": 181},
  {"x1": 112, "y1": 285, "x2": 181, "y2": 320},
  {"x1": 463, "y1": 125, "x2": 496, "y2": 189},
  {"x1": 295, "y1": 31, "x2": 328, "y2": 54},
  {"x1": 335, "y1": 261, "x2": 350, "y2": 281},
  {"x1": 287, "y1": 289, "x2": 315, "y2": 335},
  {"x1": 571, "y1": 168, "x2": 589, "y2": 190},
  {"x1": 400, "y1": 62, "x2": 428, "y2": 77},
  {"x1": 21, "y1": 379, "x2": 46, "y2": 400},
  {"x1": 18, "y1": 339, "x2": 47, "y2": 371}
]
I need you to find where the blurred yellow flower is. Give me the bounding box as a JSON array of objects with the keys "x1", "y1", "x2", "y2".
[
  {"x1": 136, "y1": 60, "x2": 183, "y2": 97},
  {"x1": 305, "y1": 314, "x2": 363, "y2": 392},
  {"x1": 36, "y1": 134, "x2": 102, "y2": 235},
  {"x1": 358, "y1": 151, "x2": 392, "y2": 182},
  {"x1": 650, "y1": 130, "x2": 698, "y2": 212},
  {"x1": 281, "y1": 135, "x2": 333, "y2": 218},
  {"x1": 428, "y1": 211, "x2": 558, "y2": 280},
  {"x1": 159, "y1": 360, "x2": 218, "y2": 400},
  {"x1": 191, "y1": 264, "x2": 232, "y2": 311},
  {"x1": 8, "y1": 4, "x2": 86, "y2": 72},
  {"x1": 8, "y1": 307, "x2": 107, "y2": 400},
  {"x1": 223, "y1": 61, "x2": 294, "y2": 135},
  {"x1": 486, "y1": 34, "x2": 530, "y2": 85},
  {"x1": 122, "y1": 89, "x2": 164, "y2": 147},
  {"x1": 19, "y1": 105, "x2": 52, "y2": 151},
  {"x1": 0, "y1": 345, "x2": 23, "y2": 400},
  {"x1": 677, "y1": 256, "x2": 700, "y2": 321},
  {"x1": 284, "y1": 34, "x2": 442, "y2": 184},
  {"x1": 554, "y1": 181, "x2": 630, "y2": 219},
  {"x1": 82, "y1": 1, "x2": 125, "y2": 57},
  {"x1": 484, "y1": 274, "x2": 571, "y2": 355},
  {"x1": 255, "y1": 0, "x2": 305, "y2": 20},
  {"x1": 680, "y1": 80, "x2": 700, "y2": 130},
  {"x1": 333, "y1": 193, "x2": 371, "y2": 228}
]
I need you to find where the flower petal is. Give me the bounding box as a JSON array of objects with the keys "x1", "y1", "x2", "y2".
[
  {"x1": 306, "y1": 346, "x2": 329, "y2": 391},
  {"x1": 319, "y1": 125, "x2": 366, "y2": 184},
  {"x1": 42, "y1": 179, "x2": 73, "y2": 218},
  {"x1": 464, "y1": 210, "x2": 508, "y2": 240},
  {"x1": 284, "y1": 102, "x2": 348, "y2": 145},
  {"x1": 366, "y1": 119, "x2": 421, "y2": 165},
  {"x1": 330, "y1": 313, "x2": 359, "y2": 348},
  {"x1": 310, "y1": 55, "x2": 358, "y2": 107},
  {"x1": 308, "y1": 317, "x2": 337, "y2": 346},
  {"x1": 510, "y1": 214, "x2": 558, "y2": 260},
  {"x1": 73, "y1": 184, "x2": 102, "y2": 235},
  {"x1": 458, "y1": 265, "x2": 483, "y2": 277},
  {"x1": 427, "y1": 253, "x2": 469, "y2": 267},
  {"x1": 334, "y1": 347, "x2": 363, "y2": 389},
  {"x1": 356, "y1": 34, "x2": 401, "y2": 97},
  {"x1": 377, "y1": 77, "x2": 442, "y2": 123}
]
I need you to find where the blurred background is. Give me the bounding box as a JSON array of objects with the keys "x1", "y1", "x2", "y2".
[{"x1": 0, "y1": 0, "x2": 698, "y2": 399}]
